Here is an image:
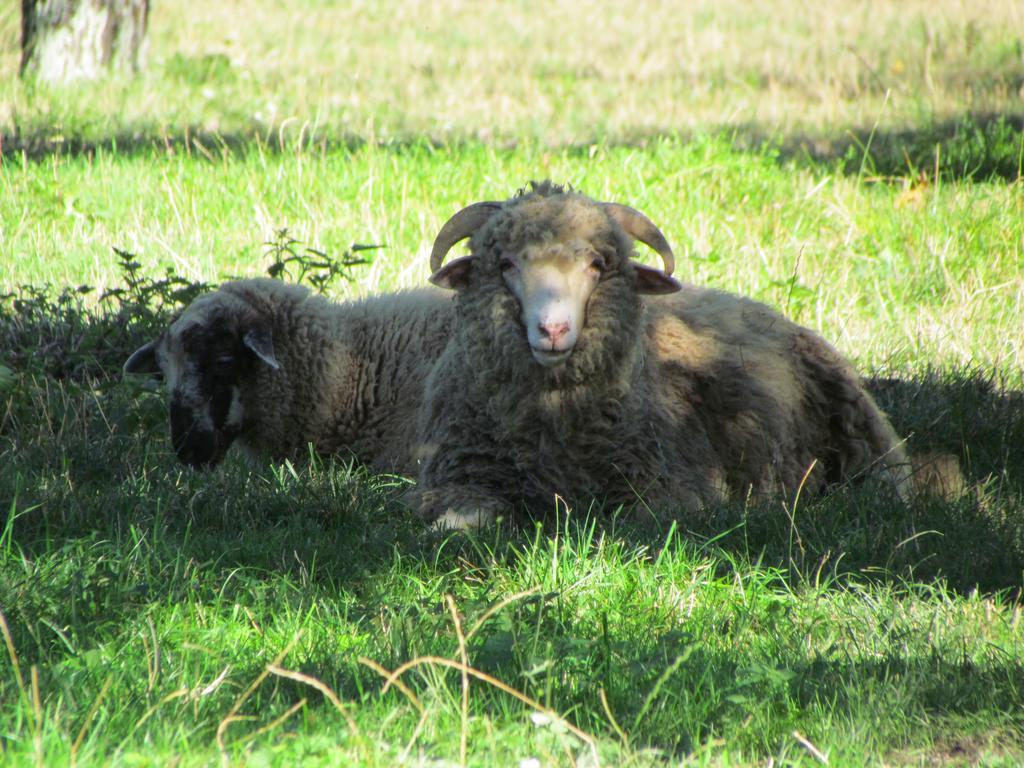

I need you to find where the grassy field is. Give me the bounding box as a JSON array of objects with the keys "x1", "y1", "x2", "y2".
[
  {"x1": 2, "y1": 1, "x2": 1024, "y2": 766},
  {"x1": 2, "y1": 1, "x2": 1024, "y2": 148}
]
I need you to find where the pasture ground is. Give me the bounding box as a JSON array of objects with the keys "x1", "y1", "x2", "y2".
[{"x1": 1, "y1": 1, "x2": 1023, "y2": 765}]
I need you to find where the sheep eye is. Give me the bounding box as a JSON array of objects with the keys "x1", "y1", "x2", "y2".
[
  {"x1": 216, "y1": 354, "x2": 234, "y2": 368},
  {"x1": 589, "y1": 256, "x2": 606, "y2": 273},
  {"x1": 499, "y1": 257, "x2": 517, "y2": 273}
]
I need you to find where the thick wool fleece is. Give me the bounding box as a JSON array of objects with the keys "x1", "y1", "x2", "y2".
[
  {"x1": 175, "y1": 279, "x2": 454, "y2": 472},
  {"x1": 414, "y1": 186, "x2": 909, "y2": 523}
]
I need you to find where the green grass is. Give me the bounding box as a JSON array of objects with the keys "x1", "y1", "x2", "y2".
[
  {"x1": 1, "y1": 140, "x2": 1022, "y2": 766},
  {"x1": 2, "y1": 0, "x2": 1024, "y2": 764},
  {"x1": 1, "y1": 425, "x2": 1022, "y2": 766}
]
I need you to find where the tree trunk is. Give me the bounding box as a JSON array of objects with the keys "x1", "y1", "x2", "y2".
[{"x1": 20, "y1": 0, "x2": 150, "y2": 84}]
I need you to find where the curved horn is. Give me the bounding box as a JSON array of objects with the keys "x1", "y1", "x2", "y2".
[
  {"x1": 602, "y1": 203, "x2": 676, "y2": 276},
  {"x1": 430, "y1": 202, "x2": 502, "y2": 272}
]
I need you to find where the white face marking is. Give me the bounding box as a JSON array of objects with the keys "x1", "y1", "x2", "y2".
[
  {"x1": 159, "y1": 339, "x2": 185, "y2": 390},
  {"x1": 176, "y1": 359, "x2": 214, "y2": 431},
  {"x1": 225, "y1": 386, "x2": 244, "y2": 430},
  {"x1": 501, "y1": 244, "x2": 603, "y2": 367}
]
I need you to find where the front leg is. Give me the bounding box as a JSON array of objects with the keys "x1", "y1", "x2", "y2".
[
  {"x1": 414, "y1": 353, "x2": 517, "y2": 530},
  {"x1": 412, "y1": 428, "x2": 515, "y2": 531}
]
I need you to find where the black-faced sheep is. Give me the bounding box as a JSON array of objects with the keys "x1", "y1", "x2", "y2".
[
  {"x1": 414, "y1": 182, "x2": 911, "y2": 529},
  {"x1": 124, "y1": 278, "x2": 453, "y2": 472}
]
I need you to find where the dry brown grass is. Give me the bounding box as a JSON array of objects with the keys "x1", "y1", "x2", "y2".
[{"x1": 2, "y1": 0, "x2": 1023, "y2": 141}]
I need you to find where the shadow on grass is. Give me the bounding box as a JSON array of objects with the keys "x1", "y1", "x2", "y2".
[
  {"x1": 2, "y1": 426, "x2": 1022, "y2": 753},
  {"x1": 2, "y1": 456, "x2": 1021, "y2": 758},
  {"x1": 2, "y1": 111, "x2": 1022, "y2": 181},
  {"x1": 732, "y1": 111, "x2": 1024, "y2": 182}
]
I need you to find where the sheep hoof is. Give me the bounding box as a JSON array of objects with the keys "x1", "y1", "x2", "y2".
[
  {"x1": 410, "y1": 485, "x2": 508, "y2": 531},
  {"x1": 431, "y1": 507, "x2": 498, "y2": 532}
]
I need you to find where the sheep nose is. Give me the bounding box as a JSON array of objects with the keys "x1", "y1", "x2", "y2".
[{"x1": 537, "y1": 321, "x2": 570, "y2": 345}]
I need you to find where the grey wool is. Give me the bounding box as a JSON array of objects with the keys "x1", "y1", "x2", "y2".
[
  {"x1": 415, "y1": 183, "x2": 910, "y2": 528},
  {"x1": 124, "y1": 278, "x2": 454, "y2": 472}
]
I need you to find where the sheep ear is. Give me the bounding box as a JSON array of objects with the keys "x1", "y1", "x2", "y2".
[
  {"x1": 243, "y1": 326, "x2": 280, "y2": 369},
  {"x1": 123, "y1": 340, "x2": 161, "y2": 376},
  {"x1": 634, "y1": 264, "x2": 683, "y2": 295},
  {"x1": 429, "y1": 255, "x2": 475, "y2": 291}
]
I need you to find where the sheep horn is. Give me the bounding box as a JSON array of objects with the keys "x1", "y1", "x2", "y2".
[
  {"x1": 430, "y1": 202, "x2": 502, "y2": 272},
  {"x1": 602, "y1": 203, "x2": 676, "y2": 276}
]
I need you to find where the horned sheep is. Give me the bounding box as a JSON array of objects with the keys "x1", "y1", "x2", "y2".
[
  {"x1": 414, "y1": 182, "x2": 911, "y2": 529},
  {"x1": 123, "y1": 278, "x2": 454, "y2": 472}
]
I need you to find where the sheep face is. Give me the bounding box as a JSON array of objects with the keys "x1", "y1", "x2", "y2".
[
  {"x1": 499, "y1": 237, "x2": 605, "y2": 367},
  {"x1": 123, "y1": 295, "x2": 279, "y2": 468},
  {"x1": 429, "y1": 187, "x2": 682, "y2": 369}
]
